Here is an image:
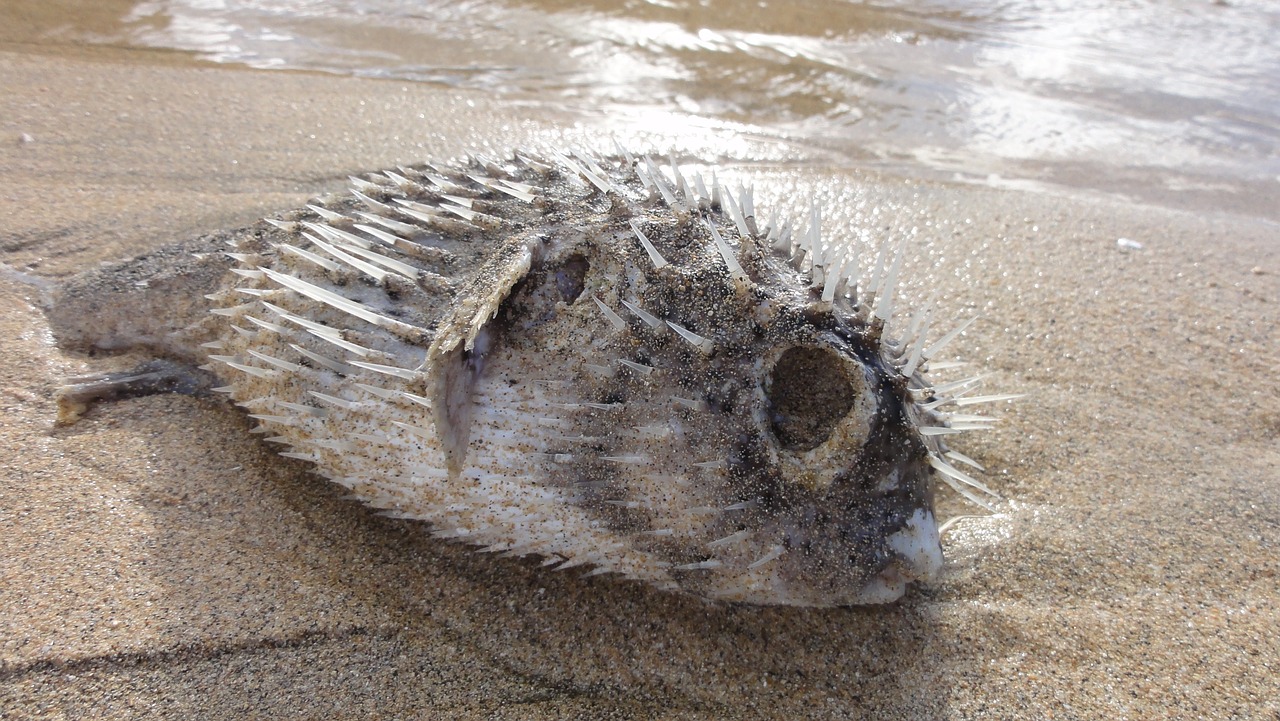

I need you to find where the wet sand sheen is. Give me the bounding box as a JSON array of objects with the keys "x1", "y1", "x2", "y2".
[{"x1": 1, "y1": 45, "x2": 1278, "y2": 721}]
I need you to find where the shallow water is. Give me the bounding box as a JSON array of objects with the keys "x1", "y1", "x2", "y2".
[{"x1": 30, "y1": 0, "x2": 1280, "y2": 220}]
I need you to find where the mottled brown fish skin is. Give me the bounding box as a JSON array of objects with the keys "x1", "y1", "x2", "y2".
[{"x1": 50, "y1": 149, "x2": 1001, "y2": 606}]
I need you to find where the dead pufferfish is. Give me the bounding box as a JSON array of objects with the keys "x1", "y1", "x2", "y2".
[{"x1": 50, "y1": 147, "x2": 1012, "y2": 606}]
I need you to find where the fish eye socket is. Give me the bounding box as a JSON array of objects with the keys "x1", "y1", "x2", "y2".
[
  {"x1": 554, "y1": 254, "x2": 590, "y2": 304},
  {"x1": 766, "y1": 346, "x2": 857, "y2": 452}
]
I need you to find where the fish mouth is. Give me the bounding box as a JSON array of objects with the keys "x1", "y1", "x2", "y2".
[{"x1": 857, "y1": 508, "x2": 945, "y2": 604}]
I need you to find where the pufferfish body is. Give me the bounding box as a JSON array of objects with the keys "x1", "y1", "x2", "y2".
[{"x1": 51, "y1": 148, "x2": 1008, "y2": 606}]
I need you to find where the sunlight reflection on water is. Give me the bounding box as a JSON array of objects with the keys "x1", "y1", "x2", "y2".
[{"x1": 77, "y1": 0, "x2": 1280, "y2": 219}]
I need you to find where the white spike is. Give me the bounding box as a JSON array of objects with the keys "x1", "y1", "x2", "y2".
[
  {"x1": 770, "y1": 218, "x2": 790, "y2": 252},
  {"x1": 306, "y1": 330, "x2": 375, "y2": 357},
  {"x1": 666, "y1": 321, "x2": 714, "y2": 354},
  {"x1": 584, "y1": 401, "x2": 623, "y2": 411},
  {"x1": 245, "y1": 349, "x2": 304, "y2": 372},
  {"x1": 806, "y1": 202, "x2": 823, "y2": 254},
  {"x1": 351, "y1": 223, "x2": 401, "y2": 246},
  {"x1": 308, "y1": 391, "x2": 357, "y2": 410},
  {"x1": 900, "y1": 291, "x2": 938, "y2": 355},
  {"x1": 261, "y1": 302, "x2": 338, "y2": 337},
  {"x1": 400, "y1": 391, "x2": 432, "y2": 408},
  {"x1": 216, "y1": 359, "x2": 279, "y2": 380},
  {"x1": 643, "y1": 156, "x2": 681, "y2": 208},
  {"x1": 672, "y1": 396, "x2": 708, "y2": 411},
  {"x1": 249, "y1": 413, "x2": 295, "y2": 425},
  {"x1": 392, "y1": 199, "x2": 445, "y2": 225},
  {"x1": 552, "y1": 152, "x2": 600, "y2": 192},
  {"x1": 943, "y1": 422, "x2": 996, "y2": 431},
  {"x1": 636, "y1": 425, "x2": 672, "y2": 438},
  {"x1": 674, "y1": 560, "x2": 723, "y2": 571},
  {"x1": 263, "y1": 218, "x2": 297, "y2": 232},
  {"x1": 945, "y1": 449, "x2": 986, "y2": 471},
  {"x1": 928, "y1": 374, "x2": 986, "y2": 396},
  {"x1": 303, "y1": 233, "x2": 388, "y2": 282},
  {"x1": 620, "y1": 299, "x2": 664, "y2": 330},
  {"x1": 258, "y1": 267, "x2": 419, "y2": 333},
  {"x1": 618, "y1": 359, "x2": 655, "y2": 375},
  {"x1": 382, "y1": 170, "x2": 418, "y2": 190},
  {"x1": 865, "y1": 238, "x2": 891, "y2": 302},
  {"x1": 629, "y1": 220, "x2": 669, "y2": 270},
  {"x1": 488, "y1": 182, "x2": 536, "y2": 203},
  {"x1": 356, "y1": 383, "x2": 399, "y2": 400},
  {"x1": 613, "y1": 139, "x2": 635, "y2": 166},
  {"x1": 303, "y1": 221, "x2": 373, "y2": 250},
  {"x1": 747, "y1": 545, "x2": 785, "y2": 569},
  {"x1": 276, "y1": 400, "x2": 325, "y2": 417},
  {"x1": 954, "y1": 393, "x2": 1025, "y2": 407},
  {"x1": 574, "y1": 150, "x2": 618, "y2": 194},
  {"x1": 706, "y1": 221, "x2": 747, "y2": 281},
  {"x1": 348, "y1": 360, "x2": 421, "y2": 380},
  {"x1": 740, "y1": 186, "x2": 757, "y2": 235},
  {"x1": 348, "y1": 175, "x2": 388, "y2": 194},
  {"x1": 901, "y1": 309, "x2": 933, "y2": 377},
  {"x1": 351, "y1": 189, "x2": 393, "y2": 213},
  {"x1": 918, "y1": 426, "x2": 967, "y2": 436},
  {"x1": 664, "y1": 154, "x2": 692, "y2": 206},
  {"x1": 723, "y1": 190, "x2": 751, "y2": 238},
  {"x1": 498, "y1": 177, "x2": 537, "y2": 194},
  {"x1": 874, "y1": 240, "x2": 907, "y2": 323},
  {"x1": 332, "y1": 242, "x2": 420, "y2": 280},
  {"x1": 602, "y1": 454, "x2": 650, "y2": 464},
  {"x1": 592, "y1": 296, "x2": 627, "y2": 332},
  {"x1": 924, "y1": 317, "x2": 978, "y2": 359},
  {"x1": 306, "y1": 204, "x2": 346, "y2": 222},
  {"x1": 243, "y1": 315, "x2": 287, "y2": 334},
  {"x1": 278, "y1": 451, "x2": 317, "y2": 461},
  {"x1": 279, "y1": 242, "x2": 342, "y2": 272},
  {"x1": 289, "y1": 343, "x2": 356, "y2": 375},
  {"x1": 821, "y1": 250, "x2": 847, "y2": 304},
  {"x1": 391, "y1": 421, "x2": 434, "y2": 439},
  {"x1": 356, "y1": 211, "x2": 420, "y2": 236},
  {"x1": 632, "y1": 158, "x2": 654, "y2": 190},
  {"x1": 763, "y1": 209, "x2": 779, "y2": 244},
  {"x1": 707, "y1": 530, "x2": 751, "y2": 549},
  {"x1": 692, "y1": 173, "x2": 711, "y2": 205},
  {"x1": 423, "y1": 172, "x2": 465, "y2": 193},
  {"x1": 438, "y1": 202, "x2": 479, "y2": 222},
  {"x1": 584, "y1": 363, "x2": 614, "y2": 377},
  {"x1": 928, "y1": 454, "x2": 998, "y2": 498}
]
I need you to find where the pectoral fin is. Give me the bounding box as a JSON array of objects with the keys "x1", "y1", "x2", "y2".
[{"x1": 426, "y1": 238, "x2": 537, "y2": 478}]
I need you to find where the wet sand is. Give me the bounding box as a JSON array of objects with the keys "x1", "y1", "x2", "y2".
[{"x1": 2, "y1": 44, "x2": 1278, "y2": 720}]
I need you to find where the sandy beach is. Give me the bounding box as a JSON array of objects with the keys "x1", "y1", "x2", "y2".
[{"x1": 1, "y1": 37, "x2": 1277, "y2": 721}]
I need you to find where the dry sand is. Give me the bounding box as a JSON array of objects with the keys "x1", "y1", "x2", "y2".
[{"x1": 1, "y1": 42, "x2": 1278, "y2": 721}]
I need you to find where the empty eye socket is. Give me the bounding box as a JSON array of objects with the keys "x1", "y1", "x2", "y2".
[
  {"x1": 554, "y1": 255, "x2": 590, "y2": 304},
  {"x1": 767, "y1": 346, "x2": 857, "y2": 452}
]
